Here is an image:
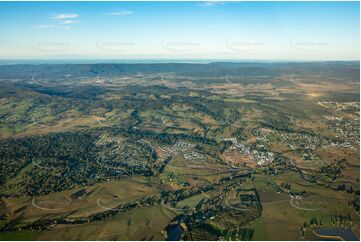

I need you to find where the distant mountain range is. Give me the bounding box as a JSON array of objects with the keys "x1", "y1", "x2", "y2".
[{"x1": 0, "y1": 61, "x2": 359, "y2": 81}]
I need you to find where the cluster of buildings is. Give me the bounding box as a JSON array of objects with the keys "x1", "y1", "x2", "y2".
[
  {"x1": 94, "y1": 135, "x2": 151, "y2": 168},
  {"x1": 223, "y1": 137, "x2": 275, "y2": 166},
  {"x1": 325, "y1": 118, "x2": 359, "y2": 150},
  {"x1": 317, "y1": 101, "x2": 359, "y2": 112},
  {"x1": 162, "y1": 141, "x2": 205, "y2": 161},
  {"x1": 319, "y1": 101, "x2": 359, "y2": 150}
]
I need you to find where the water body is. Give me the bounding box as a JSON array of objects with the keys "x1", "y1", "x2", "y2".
[
  {"x1": 314, "y1": 228, "x2": 359, "y2": 241},
  {"x1": 166, "y1": 224, "x2": 185, "y2": 241}
]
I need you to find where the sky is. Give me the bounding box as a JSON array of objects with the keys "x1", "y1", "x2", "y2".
[{"x1": 0, "y1": 1, "x2": 359, "y2": 61}]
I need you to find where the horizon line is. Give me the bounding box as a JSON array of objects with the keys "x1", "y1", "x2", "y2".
[{"x1": 0, "y1": 58, "x2": 359, "y2": 64}]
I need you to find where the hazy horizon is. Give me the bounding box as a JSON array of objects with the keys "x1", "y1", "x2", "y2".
[{"x1": 0, "y1": 58, "x2": 360, "y2": 66}]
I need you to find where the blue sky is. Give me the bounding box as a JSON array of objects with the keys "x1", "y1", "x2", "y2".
[{"x1": 0, "y1": 1, "x2": 359, "y2": 61}]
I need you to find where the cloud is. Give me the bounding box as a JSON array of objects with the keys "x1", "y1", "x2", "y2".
[
  {"x1": 53, "y1": 13, "x2": 79, "y2": 19},
  {"x1": 199, "y1": 1, "x2": 225, "y2": 8},
  {"x1": 35, "y1": 13, "x2": 79, "y2": 30},
  {"x1": 35, "y1": 24, "x2": 56, "y2": 29},
  {"x1": 34, "y1": 24, "x2": 71, "y2": 30},
  {"x1": 60, "y1": 20, "x2": 80, "y2": 25},
  {"x1": 102, "y1": 10, "x2": 133, "y2": 16}
]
